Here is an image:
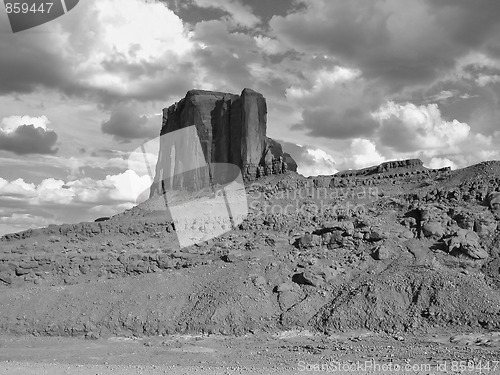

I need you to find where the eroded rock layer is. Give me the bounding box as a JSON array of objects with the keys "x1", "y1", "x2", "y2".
[{"x1": 150, "y1": 88, "x2": 296, "y2": 196}]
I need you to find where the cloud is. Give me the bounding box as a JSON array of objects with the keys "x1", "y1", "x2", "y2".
[
  {"x1": 270, "y1": 0, "x2": 500, "y2": 89},
  {"x1": 286, "y1": 66, "x2": 381, "y2": 139},
  {"x1": 0, "y1": 169, "x2": 153, "y2": 235},
  {"x1": 0, "y1": 170, "x2": 152, "y2": 207},
  {"x1": 254, "y1": 35, "x2": 288, "y2": 55},
  {"x1": 190, "y1": 20, "x2": 260, "y2": 92},
  {"x1": 278, "y1": 141, "x2": 338, "y2": 177},
  {"x1": 0, "y1": 115, "x2": 58, "y2": 155},
  {"x1": 427, "y1": 157, "x2": 457, "y2": 170},
  {"x1": 349, "y1": 138, "x2": 385, "y2": 169},
  {"x1": 192, "y1": 0, "x2": 260, "y2": 28},
  {"x1": 373, "y1": 102, "x2": 470, "y2": 153},
  {"x1": 0, "y1": 177, "x2": 37, "y2": 199},
  {"x1": 0, "y1": 0, "x2": 195, "y2": 103},
  {"x1": 101, "y1": 106, "x2": 160, "y2": 141},
  {"x1": 0, "y1": 213, "x2": 52, "y2": 236}
]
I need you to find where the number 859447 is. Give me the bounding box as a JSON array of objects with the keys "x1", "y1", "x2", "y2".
[{"x1": 5, "y1": 2, "x2": 54, "y2": 14}]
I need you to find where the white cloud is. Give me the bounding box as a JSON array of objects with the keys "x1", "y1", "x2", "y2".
[
  {"x1": 0, "y1": 170, "x2": 151, "y2": 207},
  {"x1": 54, "y1": 0, "x2": 194, "y2": 100},
  {"x1": 373, "y1": 101, "x2": 470, "y2": 151},
  {"x1": 0, "y1": 177, "x2": 37, "y2": 198},
  {"x1": 476, "y1": 74, "x2": 500, "y2": 87},
  {"x1": 349, "y1": 138, "x2": 385, "y2": 169},
  {"x1": 429, "y1": 90, "x2": 457, "y2": 102},
  {"x1": 1, "y1": 115, "x2": 51, "y2": 133},
  {"x1": 254, "y1": 35, "x2": 288, "y2": 55},
  {"x1": 286, "y1": 66, "x2": 362, "y2": 101},
  {"x1": 297, "y1": 147, "x2": 338, "y2": 177},
  {"x1": 427, "y1": 157, "x2": 457, "y2": 170}
]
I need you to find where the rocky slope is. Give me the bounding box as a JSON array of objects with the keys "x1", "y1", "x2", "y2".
[{"x1": 0, "y1": 159, "x2": 499, "y2": 339}]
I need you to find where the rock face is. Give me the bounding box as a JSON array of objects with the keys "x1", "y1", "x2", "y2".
[
  {"x1": 376, "y1": 159, "x2": 425, "y2": 173},
  {"x1": 335, "y1": 158, "x2": 433, "y2": 178},
  {"x1": 150, "y1": 89, "x2": 296, "y2": 195}
]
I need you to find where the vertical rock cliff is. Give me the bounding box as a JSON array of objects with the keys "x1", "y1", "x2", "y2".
[{"x1": 150, "y1": 88, "x2": 297, "y2": 196}]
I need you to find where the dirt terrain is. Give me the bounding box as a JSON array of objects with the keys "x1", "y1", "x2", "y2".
[
  {"x1": 0, "y1": 159, "x2": 499, "y2": 373},
  {"x1": 0, "y1": 329, "x2": 499, "y2": 374}
]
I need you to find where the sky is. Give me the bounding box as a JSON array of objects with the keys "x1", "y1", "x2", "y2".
[{"x1": 0, "y1": 0, "x2": 500, "y2": 235}]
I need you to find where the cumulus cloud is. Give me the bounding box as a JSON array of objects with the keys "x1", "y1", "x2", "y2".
[
  {"x1": 349, "y1": 139, "x2": 385, "y2": 170},
  {"x1": 0, "y1": 169, "x2": 155, "y2": 234},
  {"x1": 0, "y1": 170, "x2": 152, "y2": 207},
  {"x1": 373, "y1": 102, "x2": 470, "y2": 153},
  {"x1": 278, "y1": 141, "x2": 338, "y2": 177},
  {"x1": 286, "y1": 66, "x2": 381, "y2": 139},
  {"x1": 427, "y1": 157, "x2": 457, "y2": 170},
  {"x1": 0, "y1": 115, "x2": 58, "y2": 154},
  {"x1": 0, "y1": 0, "x2": 195, "y2": 103}
]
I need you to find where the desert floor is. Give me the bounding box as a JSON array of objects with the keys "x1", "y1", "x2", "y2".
[{"x1": 0, "y1": 330, "x2": 499, "y2": 374}]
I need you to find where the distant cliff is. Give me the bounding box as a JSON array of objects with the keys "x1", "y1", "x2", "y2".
[{"x1": 150, "y1": 88, "x2": 297, "y2": 196}]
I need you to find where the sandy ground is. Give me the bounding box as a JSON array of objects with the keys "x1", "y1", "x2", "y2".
[{"x1": 0, "y1": 330, "x2": 499, "y2": 375}]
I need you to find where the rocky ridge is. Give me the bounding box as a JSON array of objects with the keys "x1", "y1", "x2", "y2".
[{"x1": 0, "y1": 159, "x2": 499, "y2": 338}]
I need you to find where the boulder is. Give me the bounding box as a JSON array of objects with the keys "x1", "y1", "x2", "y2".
[
  {"x1": 292, "y1": 271, "x2": 323, "y2": 287},
  {"x1": 373, "y1": 245, "x2": 391, "y2": 260},
  {"x1": 422, "y1": 222, "x2": 445, "y2": 238},
  {"x1": 252, "y1": 275, "x2": 266, "y2": 287},
  {"x1": 365, "y1": 230, "x2": 387, "y2": 242},
  {"x1": 297, "y1": 233, "x2": 321, "y2": 249},
  {"x1": 474, "y1": 217, "x2": 497, "y2": 236},
  {"x1": 487, "y1": 192, "x2": 500, "y2": 218},
  {"x1": 446, "y1": 229, "x2": 489, "y2": 259}
]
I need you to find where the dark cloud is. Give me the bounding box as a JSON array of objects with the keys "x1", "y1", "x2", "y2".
[
  {"x1": 0, "y1": 125, "x2": 58, "y2": 155},
  {"x1": 270, "y1": 0, "x2": 500, "y2": 90},
  {"x1": 296, "y1": 106, "x2": 379, "y2": 139},
  {"x1": 286, "y1": 65, "x2": 384, "y2": 140},
  {"x1": 161, "y1": 0, "x2": 227, "y2": 24},
  {"x1": 0, "y1": 29, "x2": 75, "y2": 96},
  {"x1": 101, "y1": 107, "x2": 160, "y2": 141},
  {"x1": 190, "y1": 20, "x2": 262, "y2": 91}
]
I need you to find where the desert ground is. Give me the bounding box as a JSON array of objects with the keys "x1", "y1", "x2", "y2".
[{"x1": 1, "y1": 160, "x2": 499, "y2": 374}]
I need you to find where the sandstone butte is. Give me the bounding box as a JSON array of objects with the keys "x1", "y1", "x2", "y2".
[{"x1": 149, "y1": 88, "x2": 297, "y2": 196}]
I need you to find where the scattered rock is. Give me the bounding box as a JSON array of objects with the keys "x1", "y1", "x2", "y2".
[
  {"x1": 373, "y1": 245, "x2": 391, "y2": 260},
  {"x1": 446, "y1": 229, "x2": 489, "y2": 259},
  {"x1": 292, "y1": 272, "x2": 321, "y2": 287},
  {"x1": 252, "y1": 276, "x2": 266, "y2": 287},
  {"x1": 422, "y1": 222, "x2": 445, "y2": 238},
  {"x1": 365, "y1": 230, "x2": 386, "y2": 242}
]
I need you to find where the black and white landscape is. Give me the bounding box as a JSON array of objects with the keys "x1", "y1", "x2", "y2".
[{"x1": 1, "y1": 1, "x2": 500, "y2": 374}]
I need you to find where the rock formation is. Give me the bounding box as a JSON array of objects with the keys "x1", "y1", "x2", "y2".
[{"x1": 150, "y1": 88, "x2": 296, "y2": 196}]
